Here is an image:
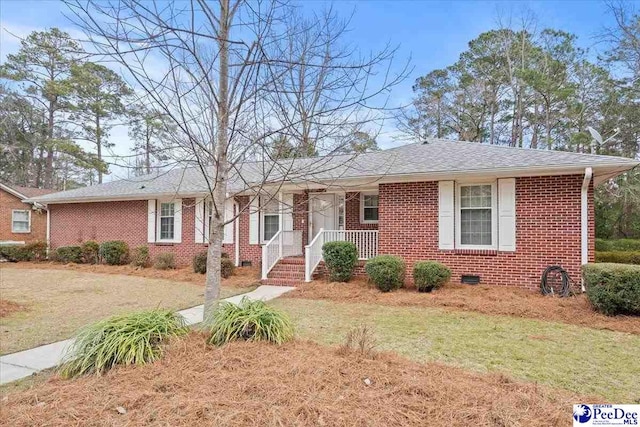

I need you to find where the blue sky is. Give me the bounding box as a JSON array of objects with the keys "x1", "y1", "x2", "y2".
[{"x1": 0, "y1": 0, "x2": 618, "y2": 179}]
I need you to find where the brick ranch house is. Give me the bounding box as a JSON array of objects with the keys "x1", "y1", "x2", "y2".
[
  {"x1": 0, "y1": 183, "x2": 55, "y2": 245},
  {"x1": 28, "y1": 139, "x2": 638, "y2": 289}
]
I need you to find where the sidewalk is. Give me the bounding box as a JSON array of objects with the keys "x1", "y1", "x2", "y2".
[{"x1": 0, "y1": 285, "x2": 295, "y2": 385}]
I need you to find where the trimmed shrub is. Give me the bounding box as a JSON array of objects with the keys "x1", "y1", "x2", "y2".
[
  {"x1": 54, "y1": 246, "x2": 83, "y2": 264},
  {"x1": 59, "y1": 309, "x2": 187, "y2": 378},
  {"x1": 99, "y1": 241, "x2": 129, "y2": 265},
  {"x1": 207, "y1": 297, "x2": 294, "y2": 345},
  {"x1": 221, "y1": 257, "x2": 235, "y2": 278},
  {"x1": 130, "y1": 246, "x2": 150, "y2": 268},
  {"x1": 595, "y1": 251, "x2": 640, "y2": 265},
  {"x1": 154, "y1": 252, "x2": 176, "y2": 270},
  {"x1": 583, "y1": 263, "x2": 640, "y2": 316},
  {"x1": 595, "y1": 238, "x2": 640, "y2": 252},
  {"x1": 322, "y1": 241, "x2": 358, "y2": 282},
  {"x1": 365, "y1": 255, "x2": 405, "y2": 292},
  {"x1": 81, "y1": 241, "x2": 100, "y2": 264},
  {"x1": 193, "y1": 251, "x2": 207, "y2": 274},
  {"x1": 413, "y1": 261, "x2": 451, "y2": 292},
  {"x1": 0, "y1": 242, "x2": 47, "y2": 262},
  {"x1": 193, "y1": 251, "x2": 235, "y2": 277}
]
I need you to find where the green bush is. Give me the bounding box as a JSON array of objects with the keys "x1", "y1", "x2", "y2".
[
  {"x1": 583, "y1": 263, "x2": 640, "y2": 316},
  {"x1": 59, "y1": 309, "x2": 187, "y2": 378},
  {"x1": 54, "y1": 246, "x2": 83, "y2": 263},
  {"x1": 595, "y1": 239, "x2": 640, "y2": 252},
  {"x1": 81, "y1": 241, "x2": 100, "y2": 264},
  {"x1": 207, "y1": 297, "x2": 294, "y2": 346},
  {"x1": 193, "y1": 251, "x2": 207, "y2": 274},
  {"x1": 413, "y1": 261, "x2": 451, "y2": 292},
  {"x1": 221, "y1": 257, "x2": 235, "y2": 278},
  {"x1": 0, "y1": 241, "x2": 47, "y2": 262},
  {"x1": 322, "y1": 241, "x2": 358, "y2": 282},
  {"x1": 99, "y1": 241, "x2": 129, "y2": 265},
  {"x1": 130, "y1": 246, "x2": 150, "y2": 268},
  {"x1": 595, "y1": 251, "x2": 640, "y2": 265},
  {"x1": 154, "y1": 252, "x2": 176, "y2": 270},
  {"x1": 365, "y1": 255, "x2": 405, "y2": 292},
  {"x1": 193, "y1": 251, "x2": 235, "y2": 277}
]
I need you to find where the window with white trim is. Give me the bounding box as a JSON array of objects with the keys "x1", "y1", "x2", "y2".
[
  {"x1": 12, "y1": 210, "x2": 30, "y2": 233},
  {"x1": 456, "y1": 183, "x2": 496, "y2": 248},
  {"x1": 261, "y1": 198, "x2": 280, "y2": 242},
  {"x1": 361, "y1": 193, "x2": 379, "y2": 223},
  {"x1": 158, "y1": 202, "x2": 175, "y2": 240}
]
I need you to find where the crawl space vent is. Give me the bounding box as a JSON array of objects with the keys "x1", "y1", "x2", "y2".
[
  {"x1": 241, "y1": 260, "x2": 252, "y2": 267},
  {"x1": 461, "y1": 275, "x2": 481, "y2": 285}
]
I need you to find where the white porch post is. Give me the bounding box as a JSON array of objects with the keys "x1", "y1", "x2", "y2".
[{"x1": 261, "y1": 244, "x2": 268, "y2": 280}]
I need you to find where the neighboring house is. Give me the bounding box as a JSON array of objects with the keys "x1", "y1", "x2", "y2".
[
  {"x1": 0, "y1": 183, "x2": 55, "y2": 245},
  {"x1": 28, "y1": 139, "x2": 638, "y2": 289}
]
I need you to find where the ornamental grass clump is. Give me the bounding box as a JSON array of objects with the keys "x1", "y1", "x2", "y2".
[
  {"x1": 207, "y1": 297, "x2": 294, "y2": 346},
  {"x1": 59, "y1": 309, "x2": 187, "y2": 378}
]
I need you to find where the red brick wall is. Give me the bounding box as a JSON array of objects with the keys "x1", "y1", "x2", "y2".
[
  {"x1": 49, "y1": 198, "x2": 235, "y2": 267},
  {"x1": 0, "y1": 188, "x2": 48, "y2": 243},
  {"x1": 377, "y1": 175, "x2": 594, "y2": 290}
]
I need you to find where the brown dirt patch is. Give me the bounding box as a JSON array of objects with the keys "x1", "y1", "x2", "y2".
[
  {"x1": 9, "y1": 261, "x2": 260, "y2": 289},
  {"x1": 0, "y1": 333, "x2": 595, "y2": 426},
  {"x1": 285, "y1": 279, "x2": 640, "y2": 334},
  {"x1": 0, "y1": 299, "x2": 25, "y2": 318}
]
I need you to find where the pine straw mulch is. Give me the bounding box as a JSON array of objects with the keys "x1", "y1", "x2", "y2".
[
  {"x1": 0, "y1": 299, "x2": 25, "y2": 318},
  {"x1": 5, "y1": 262, "x2": 260, "y2": 289},
  {"x1": 285, "y1": 279, "x2": 640, "y2": 335},
  {"x1": 0, "y1": 333, "x2": 596, "y2": 427}
]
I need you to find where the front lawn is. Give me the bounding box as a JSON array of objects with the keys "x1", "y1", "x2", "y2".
[
  {"x1": 271, "y1": 298, "x2": 640, "y2": 402},
  {"x1": 0, "y1": 267, "x2": 257, "y2": 355},
  {"x1": 0, "y1": 334, "x2": 590, "y2": 426}
]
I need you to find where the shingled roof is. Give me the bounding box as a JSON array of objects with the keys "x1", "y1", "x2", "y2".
[{"x1": 29, "y1": 139, "x2": 638, "y2": 204}]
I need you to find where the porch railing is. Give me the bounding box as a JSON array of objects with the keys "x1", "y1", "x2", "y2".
[
  {"x1": 304, "y1": 229, "x2": 379, "y2": 282},
  {"x1": 261, "y1": 230, "x2": 303, "y2": 280}
]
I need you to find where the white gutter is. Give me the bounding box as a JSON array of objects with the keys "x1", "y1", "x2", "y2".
[
  {"x1": 234, "y1": 201, "x2": 240, "y2": 267},
  {"x1": 580, "y1": 167, "x2": 593, "y2": 292},
  {"x1": 46, "y1": 208, "x2": 51, "y2": 254}
]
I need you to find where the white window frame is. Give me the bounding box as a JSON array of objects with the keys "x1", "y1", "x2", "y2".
[
  {"x1": 360, "y1": 191, "x2": 379, "y2": 224},
  {"x1": 204, "y1": 200, "x2": 235, "y2": 244},
  {"x1": 156, "y1": 200, "x2": 177, "y2": 242},
  {"x1": 11, "y1": 209, "x2": 31, "y2": 233},
  {"x1": 260, "y1": 197, "x2": 280, "y2": 243},
  {"x1": 455, "y1": 182, "x2": 498, "y2": 250}
]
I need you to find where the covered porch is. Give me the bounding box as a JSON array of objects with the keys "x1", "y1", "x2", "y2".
[{"x1": 260, "y1": 191, "x2": 379, "y2": 283}]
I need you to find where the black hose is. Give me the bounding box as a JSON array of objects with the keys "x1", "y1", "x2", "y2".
[{"x1": 540, "y1": 265, "x2": 574, "y2": 297}]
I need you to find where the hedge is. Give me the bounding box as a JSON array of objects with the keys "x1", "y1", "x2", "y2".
[
  {"x1": 365, "y1": 255, "x2": 405, "y2": 292},
  {"x1": 595, "y1": 251, "x2": 640, "y2": 265},
  {"x1": 583, "y1": 263, "x2": 640, "y2": 316},
  {"x1": 595, "y1": 238, "x2": 640, "y2": 252},
  {"x1": 54, "y1": 246, "x2": 84, "y2": 264},
  {"x1": 0, "y1": 241, "x2": 47, "y2": 262},
  {"x1": 154, "y1": 253, "x2": 176, "y2": 270},
  {"x1": 322, "y1": 241, "x2": 358, "y2": 282},
  {"x1": 81, "y1": 241, "x2": 100, "y2": 264},
  {"x1": 413, "y1": 261, "x2": 451, "y2": 292},
  {"x1": 99, "y1": 241, "x2": 130, "y2": 265},
  {"x1": 193, "y1": 251, "x2": 235, "y2": 278}
]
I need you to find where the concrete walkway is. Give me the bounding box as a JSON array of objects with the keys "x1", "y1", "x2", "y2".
[{"x1": 0, "y1": 285, "x2": 295, "y2": 385}]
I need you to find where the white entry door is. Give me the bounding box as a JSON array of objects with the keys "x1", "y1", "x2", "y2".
[{"x1": 310, "y1": 193, "x2": 336, "y2": 241}]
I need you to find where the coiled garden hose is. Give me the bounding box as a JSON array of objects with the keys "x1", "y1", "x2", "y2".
[{"x1": 540, "y1": 265, "x2": 574, "y2": 297}]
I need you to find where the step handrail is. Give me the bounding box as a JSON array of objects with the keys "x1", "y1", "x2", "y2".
[{"x1": 304, "y1": 228, "x2": 325, "y2": 282}]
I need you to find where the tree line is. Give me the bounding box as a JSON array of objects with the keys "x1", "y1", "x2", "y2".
[
  {"x1": 400, "y1": 4, "x2": 639, "y2": 238},
  {"x1": 0, "y1": 29, "x2": 173, "y2": 189}
]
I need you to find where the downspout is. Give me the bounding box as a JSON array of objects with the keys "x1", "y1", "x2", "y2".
[
  {"x1": 234, "y1": 201, "x2": 240, "y2": 267},
  {"x1": 580, "y1": 167, "x2": 593, "y2": 292},
  {"x1": 46, "y1": 206, "x2": 51, "y2": 255}
]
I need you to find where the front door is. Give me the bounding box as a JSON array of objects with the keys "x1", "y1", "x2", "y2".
[{"x1": 310, "y1": 193, "x2": 336, "y2": 242}]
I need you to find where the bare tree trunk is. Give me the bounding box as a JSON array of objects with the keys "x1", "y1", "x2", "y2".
[
  {"x1": 45, "y1": 103, "x2": 55, "y2": 188},
  {"x1": 97, "y1": 115, "x2": 103, "y2": 183},
  {"x1": 145, "y1": 124, "x2": 151, "y2": 174},
  {"x1": 204, "y1": 0, "x2": 231, "y2": 316}
]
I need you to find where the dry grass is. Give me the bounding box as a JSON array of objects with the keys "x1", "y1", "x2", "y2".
[
  {"x1": 286, "y1": 279, "x2": 640, "y2": 334},
  {"x1": 0, "y1": 299, "x2": 25, "y2": 318},
  {"x1": 0, "y1": 333, "x2": 595, "y2": 427},
  {"x1": 8, "y1": 261, "x2": 260, "y2": 289},
  {"x1": 0, "y1": 267, "x2": 257, "y2": 355}
]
